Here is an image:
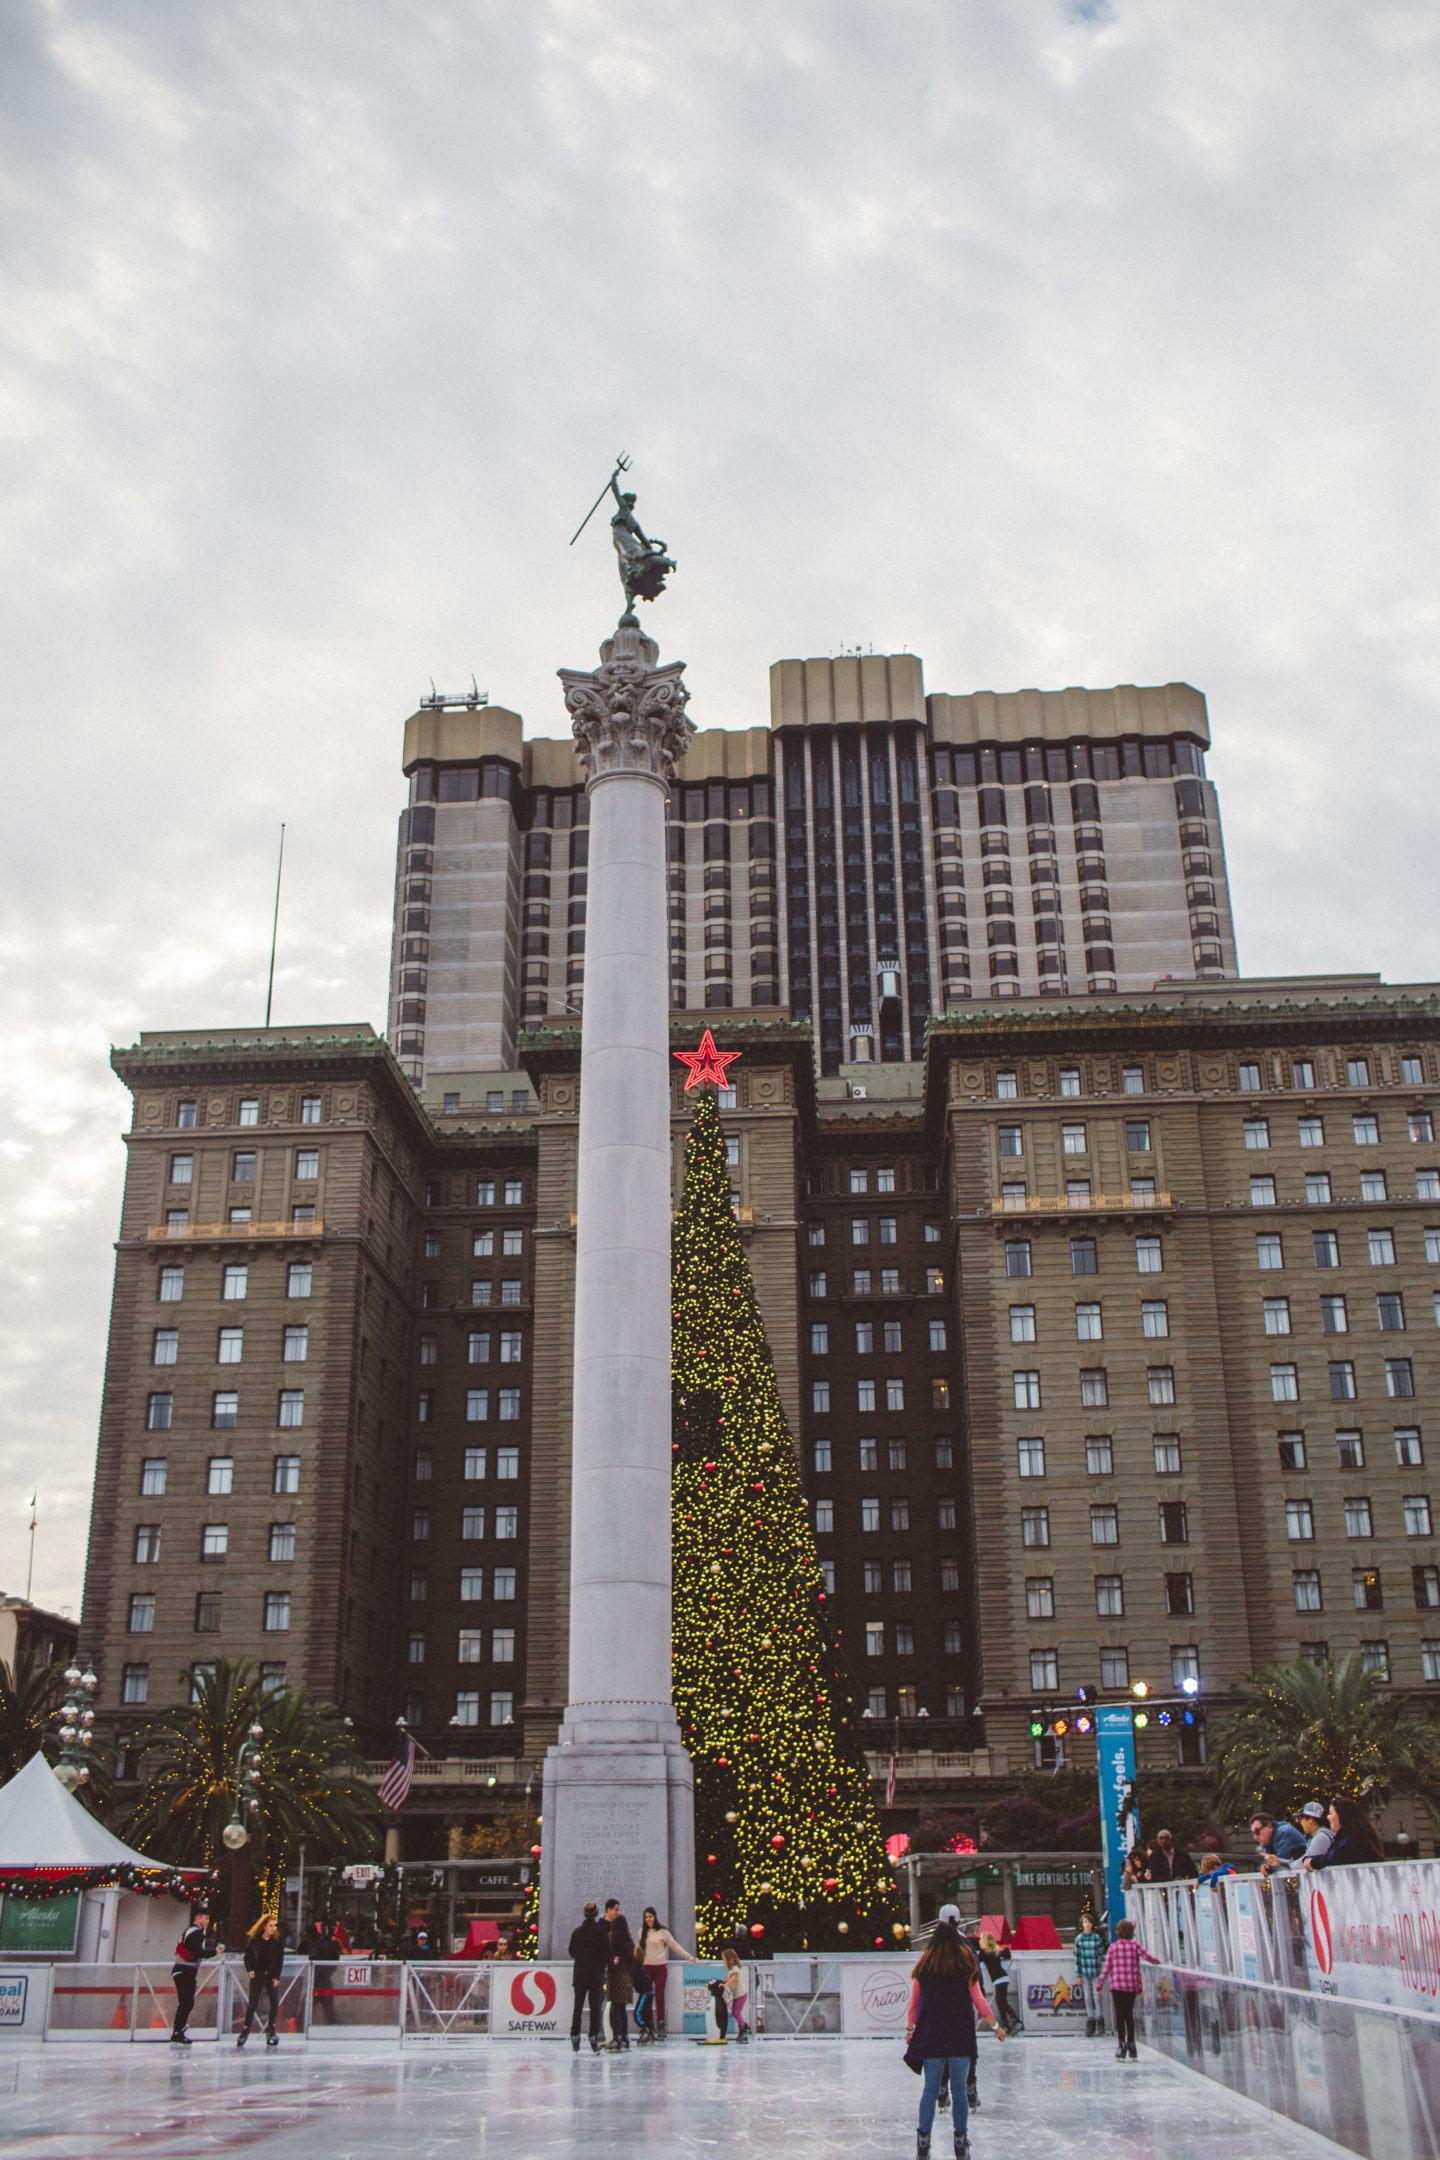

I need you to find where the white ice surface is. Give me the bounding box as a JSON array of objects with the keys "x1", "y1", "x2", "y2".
[{"x1": 0, "y1": 2036, "x2": 1347, "y2": 2160}]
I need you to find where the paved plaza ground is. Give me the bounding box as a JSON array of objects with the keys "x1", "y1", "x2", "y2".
[{"x1": 0, "y1": 2035, "x2": 1350, "y2": 2160}]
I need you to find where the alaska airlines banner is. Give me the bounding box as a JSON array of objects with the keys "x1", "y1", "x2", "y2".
[{"x1": 1095, "y1": 1705, "x2": 1137, "y2": 1926}]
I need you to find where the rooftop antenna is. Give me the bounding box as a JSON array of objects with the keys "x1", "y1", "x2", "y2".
[
  {"x1": 264, "y1": 823, "x2": 286, "y2": 1028},
  {"x1": 570, "y1": 453, "x2": 632, "y2": 546},
  {"x1": 420, "y1": 677, "x2": 488, "y2": 711}
]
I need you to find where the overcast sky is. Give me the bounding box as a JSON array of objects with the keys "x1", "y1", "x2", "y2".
[{"x1": 3, "y1": 0, "x2": 1438, "y2": 1617}]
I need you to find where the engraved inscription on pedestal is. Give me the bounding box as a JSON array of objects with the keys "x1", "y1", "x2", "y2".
[{"x1": 567, "y1": 1792, "x2": 637, "y2": 1891}]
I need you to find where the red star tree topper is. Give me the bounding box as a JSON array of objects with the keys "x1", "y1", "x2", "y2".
[{"x1": 673, "y1": 1028, "x2": 742, "y2": 1092}]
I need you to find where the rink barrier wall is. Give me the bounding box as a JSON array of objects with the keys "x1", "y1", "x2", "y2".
[
  {"x1": 1140, "y1": 1964, "x2": 1440, "y2": 2160},
  {"x1": 1130, "y1": 1863, "x2": 1440, "y2": 2160},
  {"x1": 1130, "y1": 1860, "x2": 1440, "y2": 2013},
  {"x1": 9, "y1": 1953, "x2": 949, "y2": 2044}
]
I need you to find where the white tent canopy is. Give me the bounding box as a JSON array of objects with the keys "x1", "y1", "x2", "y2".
[{"x1": 0, "y1": 1751, "x2": 174, "y2": 1872}]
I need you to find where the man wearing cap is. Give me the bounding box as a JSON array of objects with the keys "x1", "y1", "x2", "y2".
[{"x1": 1299, "y1": 1802, "x2": 1335, "y2": 1864}]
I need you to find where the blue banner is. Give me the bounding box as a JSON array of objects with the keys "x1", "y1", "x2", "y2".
[{"x1": 1095, "y1": 1704, "x2": 1138, "y2": 1928}]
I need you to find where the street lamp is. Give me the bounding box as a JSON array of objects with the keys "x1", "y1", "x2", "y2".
[
  {"x1": 52, "y1": 1662, "x2": 98, "y2": 1791},
  {"x1": 224, "y1": 1723, "x2": 265, "y2": 1850}
]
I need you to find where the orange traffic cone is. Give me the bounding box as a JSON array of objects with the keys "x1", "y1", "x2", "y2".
[{"x1": 110, "y1": 1993, "x2": 129, "y2": 2032}]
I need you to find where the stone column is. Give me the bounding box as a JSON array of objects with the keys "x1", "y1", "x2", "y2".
[{"x1": 538, "y1": 619, "x2": 696, "y2": 1957}]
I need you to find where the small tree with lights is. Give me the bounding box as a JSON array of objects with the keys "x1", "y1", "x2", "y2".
[{"x1": 670, "y1": 1040, "x2": 901, "y2": 1954}]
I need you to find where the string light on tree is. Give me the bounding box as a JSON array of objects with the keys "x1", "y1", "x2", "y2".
[{"x1": 670, "y1": 1076, "x2": 900, "y2": 1953}]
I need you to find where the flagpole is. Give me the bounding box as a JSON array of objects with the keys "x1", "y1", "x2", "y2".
[
  {"x1": 25, "y1": 1491, "x2": 36, "y2": 1603},
  {"x1": 264, "y1": 823, "x2": 286, "y2": 1028}
]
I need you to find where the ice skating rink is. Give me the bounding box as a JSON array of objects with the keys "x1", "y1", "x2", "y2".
[{"x1": 0, "y1": 2036, "x2": 1347, "y2": 2159}]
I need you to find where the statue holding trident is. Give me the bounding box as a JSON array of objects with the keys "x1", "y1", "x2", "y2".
[{"x1": 570, "y1": 454, "x2": 677, "y2": 622}]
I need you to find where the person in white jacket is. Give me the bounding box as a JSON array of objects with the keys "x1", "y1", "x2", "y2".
[{"x1": 637, "y1": 1908, "x2": 695, "y2": 2040}]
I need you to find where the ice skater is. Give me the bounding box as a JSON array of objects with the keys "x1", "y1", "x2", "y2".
[
  {"x1": 715, "y1": 1946, "x2": 749, "y2": 2040},
  {"x1": 976, "y1": 1930, "x2": 1020, "y2": 2034},
  {"x1": 636, "y1": 1905, "x2": 695, "y2": 2039},
  {"x1": 1073, "y1": 1909, "x2": 1105, "y2": 2036},
  {"x1": 568, "y1": 1901, "x2": 609, "y2": 2052},
  {"x1": 905, "y1": 1917, "x2": 1006, "y2": 2159},
  {"x1": 1096, "y1": 1919, "x2": 1159, "y2": 2061},
  {"x1": 605, "y1": 1905, "x2": 636, "y2": 2051},
  {"x1": 236, "y1": 1916, "x2": 285, "y2": 2048},
  {"x1": 169, "y1": 1905, "x2": 217, "y2": 2045}
]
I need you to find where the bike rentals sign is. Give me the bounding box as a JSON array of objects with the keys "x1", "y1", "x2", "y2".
[{"x1": 1302, "y1": 1859, "x2": 1440, "y2": 2013}]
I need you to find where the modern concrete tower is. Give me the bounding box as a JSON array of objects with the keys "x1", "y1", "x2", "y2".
[{"x1": 538, "y1": 618, "x2": 697, "y2": 1956}]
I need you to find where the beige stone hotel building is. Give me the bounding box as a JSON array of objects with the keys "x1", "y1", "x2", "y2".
[{"x1": 79, "y1": 654, "x2": 1439, "y2": 1844}]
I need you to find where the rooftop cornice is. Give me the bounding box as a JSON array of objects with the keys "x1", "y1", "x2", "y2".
[
  {"x1": 113, "y1": 1027, "x2": 389, "y2": 1069},
  {"x1": 921, "y1": 986, "x2": 1440, "y2": 1131},
  {"x1": 110, "y1": 1026, "x2": 434, "y2": 1144},
  {"x1": 926, "y1": 987, "x2": 1440, "y2": 1040}
]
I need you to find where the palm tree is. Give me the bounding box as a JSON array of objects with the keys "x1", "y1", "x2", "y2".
[
  {"x1": 0, "y1": 1651, "x2": 66, "y2": 1784},
  {"x1": 125, "y1": 1661, "x2": 378, "y2": 1885},
  {"x1": 0, "y1": 1652, "x2": 115, "y2": 1818},
  {"x1": 1212, "y1": 1655, "x2": 1440, "y2": 1826}
]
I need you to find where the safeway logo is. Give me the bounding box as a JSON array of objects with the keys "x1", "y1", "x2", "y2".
[
  {"x1": 512, "y1": 1969, "x2": 558, "y2": 2018},
  {"x1": 1311, "y1": 1890, "x2": 1333, "y2": 1974}
]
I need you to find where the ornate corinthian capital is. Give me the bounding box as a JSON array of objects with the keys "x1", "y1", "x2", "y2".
[{"x1": 559, "y1": 620, "x2": 694, "y2": 790}]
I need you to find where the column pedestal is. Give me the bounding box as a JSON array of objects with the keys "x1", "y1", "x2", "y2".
[{"x1": 539, "y1": 1714, "x2": 695, "y2": 1951}]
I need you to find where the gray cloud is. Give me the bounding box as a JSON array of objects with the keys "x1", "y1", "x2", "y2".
[{"x1": 3, "y1": 0, "x2": 1438, "y2": 1609}]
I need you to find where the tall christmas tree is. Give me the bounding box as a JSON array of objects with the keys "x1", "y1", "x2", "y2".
[{"x1": 670, "y1": 1075, "x2": 902, "y2": 1954}]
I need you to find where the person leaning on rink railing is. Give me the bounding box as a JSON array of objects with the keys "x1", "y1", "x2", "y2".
[{"x1": 1302, "y1": 1794, "x2": 1385, "y2": 1871}]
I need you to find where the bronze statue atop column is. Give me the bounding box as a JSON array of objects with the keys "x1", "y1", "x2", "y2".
[{"x1": 571, "y1": 455, "x2": 677, "y2": 624}]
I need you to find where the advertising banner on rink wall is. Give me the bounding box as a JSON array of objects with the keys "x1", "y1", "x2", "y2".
[
  {"x1": 493, "y1": 1961, "x2": 728, "y2": 2038},
  {"x1": 492, "y1": 1964, "x2": 570, "y2": 2037},
  {"x1": 1009, "y1": 1953, "x2": 1090, "y2": 2035},
  {"x1": 678, "y1": 1963, "x2": 727, "y2": 2036},
  {"x1": 840, "y1": 1959, "x2": 910, "y2": 2038},
  {"x1": 1302, "y1": 1859, "x2": 1440, "y2": 2013}
]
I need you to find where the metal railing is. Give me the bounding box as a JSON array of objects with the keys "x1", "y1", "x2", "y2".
[
  {"x1": 1130, "y1": 1870, "x2": 1309, "y2": 1990},
  {"x1": 405, "y1": 1962, "x2": 491, "y2": 2037},
  {"x1": 861, "y1": 1747, "x2": 1011, "y2": 1781},
  {"x1": 146, "y1": 1220, "x2": 324, "y2": 1242},
  {"x1": 361, "y1": 1756, "x2": 523, "y2": 1786},
  {"x1": 991, "y1": 1191, "x2": 1171, "y2": 1215}
]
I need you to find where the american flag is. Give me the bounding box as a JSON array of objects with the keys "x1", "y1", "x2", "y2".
[{"x1": 379, "y1": 1726, "x2": 415, "y2": 1812}]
